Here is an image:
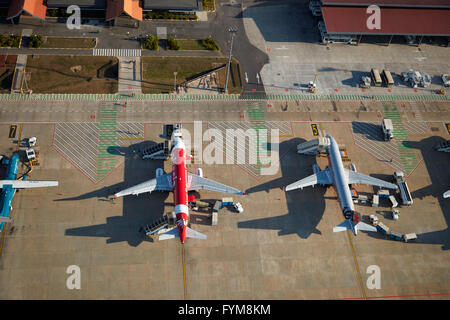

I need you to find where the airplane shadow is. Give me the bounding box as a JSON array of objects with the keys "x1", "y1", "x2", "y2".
[
  {"x1": 237, "y1": 138, "x2": 327, "y2": 238},
  {"x1": 62, "y1": 140, "x2": 171, "y2": 247}
]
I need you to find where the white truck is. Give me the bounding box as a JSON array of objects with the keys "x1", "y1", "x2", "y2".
[
  {"x1": 382, "y1": 118, "x2": 394, "y2": 141},
  {"x1": 394, "y1": 171, "x2": 413, "y2": 206}
]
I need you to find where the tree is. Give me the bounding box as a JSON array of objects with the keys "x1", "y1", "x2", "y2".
[
  {"x1": 167, "y1": 37, "x2": 180, "y2": 50},
  {"x1": 143, "y1": 35, "x2": 158, "y2": 50}
]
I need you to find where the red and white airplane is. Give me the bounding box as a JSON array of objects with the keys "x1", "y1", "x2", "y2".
[{"x1": 114, "y1": 129, "x2": 243, "y2": 243}]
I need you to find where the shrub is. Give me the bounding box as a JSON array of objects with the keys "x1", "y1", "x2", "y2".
[
  {"x1": 0, "y1": 34, "x2": 21, "y2": 48},
  {"x1": 29, "y1": 34, "x2": 43, "y2": 48},
  {"x1": 200, "y1": 37, "x2": 220, "y2": 51},
  {"x1": 167, "y1": 37, "x2": 180, "y2": 50},
  {"x1": 143, "y1": 35, "x2": 158, "y2": 50}
]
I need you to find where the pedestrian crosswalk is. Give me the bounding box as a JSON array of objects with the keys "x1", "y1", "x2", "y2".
[{"x1": 93, "y1": 48, "x2": 141, "y2": 57}]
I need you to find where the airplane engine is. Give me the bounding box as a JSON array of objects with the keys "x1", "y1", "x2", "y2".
[
  {"x1": 196, "y1": 168, "x2": 203, "y2": 177},
  {"x1": 156, "y1": 168, "x2": 164, "y2": 177},
  {"x1": 349, "y1": 163, "x2": 357, "y2": 172}
]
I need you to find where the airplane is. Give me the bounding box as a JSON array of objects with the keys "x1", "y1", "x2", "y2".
[
  {"x1": 113, "y1": 128, "x2": 243, "y2": 244},
  {"x1": 1, "y1": 152, "x2": 59, "y2": 233},
  {"x1": 284, "y1": 134, "x2": 398, "y2": 235}
]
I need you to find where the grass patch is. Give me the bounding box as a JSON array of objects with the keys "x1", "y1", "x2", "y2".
[
  {"x1": 25, "y1": 55, "x2": 118, "y2": 93},
  {"x1": 0, "y1": 68, "x2": 13, "y2": 93},
  {"x1": 41, "y1": 37, "x2": 97, "y2": 49},
  {"x1": 217, "y1": 58, "x2": 242, "y2": 94},
  {"x1": 141, "y1": 57, "x2": 242, "y2": 94}
]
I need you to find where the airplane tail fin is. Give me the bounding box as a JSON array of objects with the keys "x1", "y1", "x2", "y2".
[
  {"x1": 186, "y1": 227, "x2": 207, "y2": 240},
  {"x1": 158, "y1": 226, "x2": 206, "y2": 240},
  {"x1": 333, "y1": 210, "x2": 377, "y2": 236},
  {"x1": 158, "y1": 227, "x2": 179, "y2": 240}
]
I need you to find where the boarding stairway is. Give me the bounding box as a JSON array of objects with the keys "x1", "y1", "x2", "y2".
[
  {"x1": 141, "y1": 212, "x2": 177, "y2": 236},
  {"x1": 297, "y1": 137, "x2": 331, "y2": 155},
  {"x1": 436, "y1": 140, "x2": 450, "y2": 153},
  {"x1": 141, "y1": 140, "x2": 170, "y2": 159}
]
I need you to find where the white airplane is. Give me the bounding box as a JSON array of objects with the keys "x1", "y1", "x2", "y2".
[
  {"x1": 285, "y1": 135, "x2": 398, "y2": 235},
  {"x1": 114, "y1": 128, "x2": 243, "y2": 243}
]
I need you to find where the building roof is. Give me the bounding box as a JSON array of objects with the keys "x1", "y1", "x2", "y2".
[
  {"x1": 8, "y1": 0, "x2": 47, "y2": 20},
  {"x1": 46, "y1": 0, "x2": 107, "y2": 8},
  {"x1": 106, "y1": 0, "x2": 142, "y2": 21},
  {"x1": 320, "y1": 0, "x2": 450, "y2": 8},
  {"x1": 143, "y1": 0, "x2": 200, "y2": 10},
  {"x1": 322, "y1": 6, "x2": 450, "y2": 36}
]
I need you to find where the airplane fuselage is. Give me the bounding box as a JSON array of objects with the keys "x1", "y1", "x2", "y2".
[
  {"x1": 326, "y1": 135, "x2": 354, "y2": 218},
  {"x1": 0, "y1": 153, "x2": 20, "y2": 232},
  {"x1": 171, "y1": 137, "x2": 190, "y2": 243}
]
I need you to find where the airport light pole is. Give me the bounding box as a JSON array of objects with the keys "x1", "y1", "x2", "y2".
[{"x1": 224, "y1": 26, "x2": 238, "y2": 94}]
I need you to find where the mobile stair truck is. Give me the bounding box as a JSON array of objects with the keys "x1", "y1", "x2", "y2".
[{"x1": 394, "y1": 171, "x2": 413, "y2": 206}]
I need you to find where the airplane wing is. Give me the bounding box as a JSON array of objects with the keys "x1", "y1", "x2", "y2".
[
  {"x1": 0, "y1": 180, "x2": 58, "y2": 189},
  {"x1": 285, "y1": 168, "x2": 333, "y2": 192},
  {"x1": 114, "y1": 173, "x2": 173, "y2": 198},
  {"x1": 345, "y1": 170, "x2": 398, "y2": 190},
  {"x1": 187, "y1": 173, "x2": 243, "y2": 195}
]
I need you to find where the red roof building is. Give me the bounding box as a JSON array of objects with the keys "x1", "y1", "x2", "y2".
[
  {"x1": 321, "y1": 6, "x2": 450, "y2": 36},
  {"x1": 320, "y1": 0, "x2": 450, "y2": 9},
  {"x1": 7, "y1": 0, "x2": 47, "y2": 20}
]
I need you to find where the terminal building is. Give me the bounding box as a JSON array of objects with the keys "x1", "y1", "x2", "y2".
[
  {"x1": 309, "y1": 0, "x2": 450, "y2": 45},
  {"x1": 2, "y1": 0, "x2": 202, "y2": 24}
]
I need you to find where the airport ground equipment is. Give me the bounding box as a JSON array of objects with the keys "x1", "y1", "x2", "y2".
[
  {"x1": 307, "y1": 81, "x2": 317, "y2": 93},
  {"x1": 378, "y1": 189, "x2": 390, "y2": 198},
  {"x1": 27, "y1": 137, "x2": 36, "y2": 147},
  {"x1": 391, "y1": 209, "x2": 399, "y2": 220},
  {"x1": 435, "y1": 140, "x2": 450, "y2": 153},
  {"x1": 142, "y1": 212, "x2": 177, "y2": 236},
  {"x1": 381, "y1": 118, "x2": 394, "y2": 141},
  {"x1": 211, "y1": 211, "x2": 218, "y2": 226},
  {"x1": 141, "y1": 141, "x2": 170, "y2": 160},
  {"x1": 234, "y1": 202, "x2": 243, "y2": 213},
  {"x1": 213, "y1": 200, "x2": 222, "y2": 213},
  {"x1": 376, "y1": 221, "x2": 390, "y2": 235},
  {"x1": 369, "y1": 215, "x2": 379, "y2": 226},
  {"x1": 442, "y1": 74, "x2": 450, "y2": 87},
  {"x1": 382, "y1": 70, "x2": 394, "y2": 87},
  {"x1": 371, "y1": 69, "x2": 382, "y2": 87},
  {"x1": 372, "y1": 194, "x2": 379, "y2": 207},
  {"x1": 25, "y1": 149, "x2": 36, "y2": 161},
  {"x1": 389, "y1": 195, "x2": 398, "y2": 208},
  {"x1": 297, "y1": 137, "x2": 331, "y2": 155},
  {"x1": 221, "y1": 198, "x2": 233, "y2": 208},
  {"x1": 401, "y1": 70, "x2": 431, "y2": 88},
  {"x1": 360, "y1": 76, "x2": 371, "y2": 88},
  {"x1": 389, "y1": 230, "x2": 403, "y2": 241},
  {"x1": 403, "y1": 233, "x2": 417, "y2": 243},
  {"x1": 394, "y1": 171, "x2": 413, "y2": 206}
]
